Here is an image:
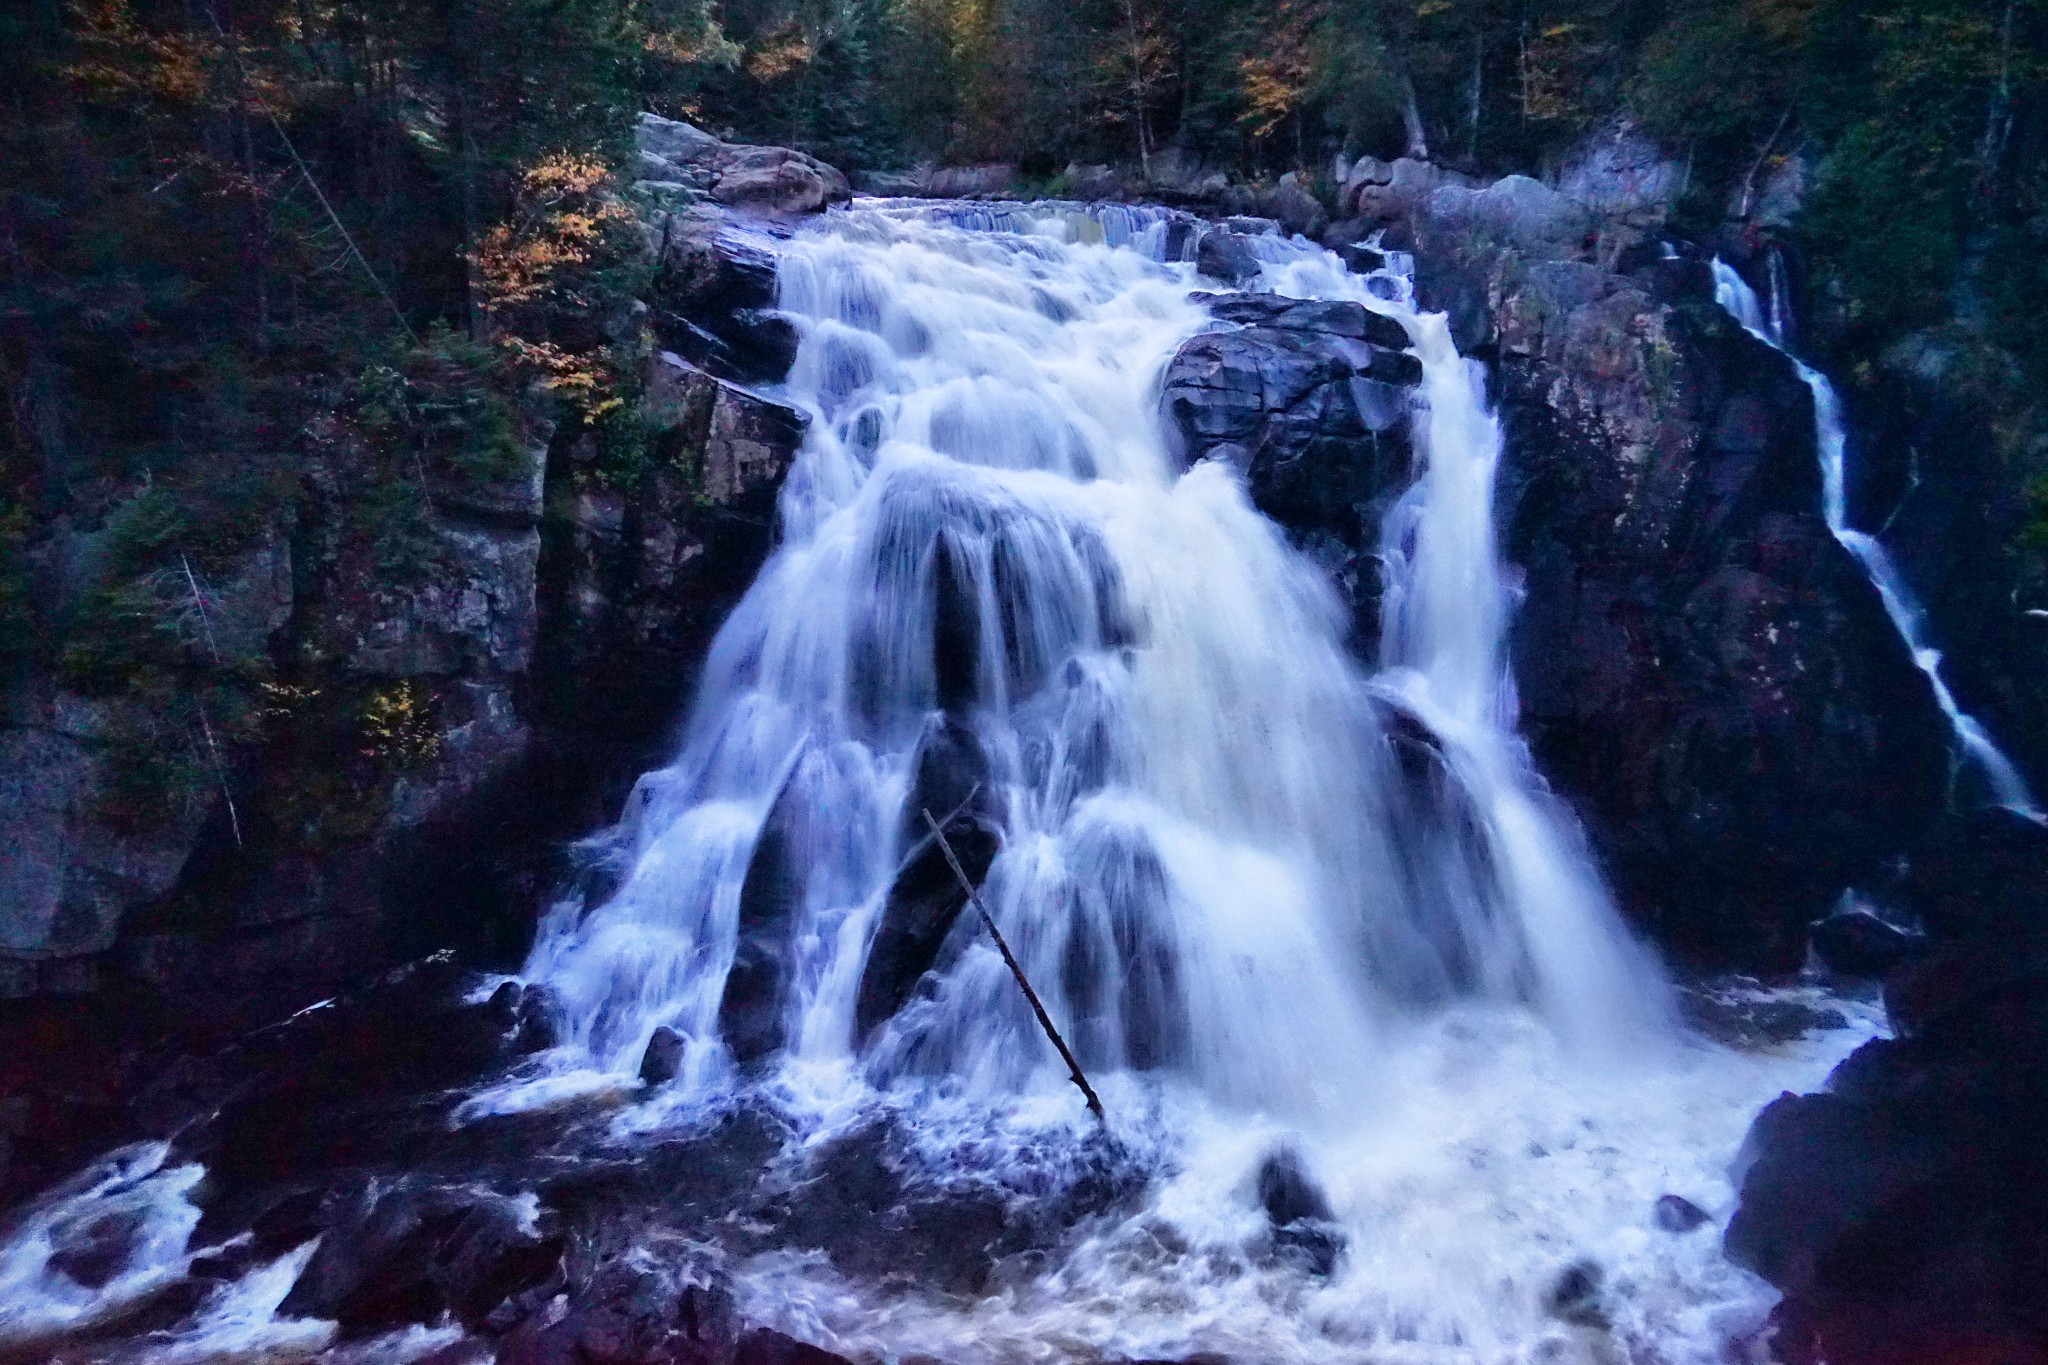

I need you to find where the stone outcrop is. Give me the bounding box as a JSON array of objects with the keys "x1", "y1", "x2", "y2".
[
  {"x1": 637, "y1": 115, "x2": 851, "y2": 217},
  {"x1": 1162, "y1": 291, "x2": 1423, "y2": 646},
  {"x1": 1492, "y1": 257, "x2": 1947, "y2": 968}
]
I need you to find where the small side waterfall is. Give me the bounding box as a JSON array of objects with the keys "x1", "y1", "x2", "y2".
[{"x1": 1712, "y1": 259, "x2": 2040, "y2": 818}]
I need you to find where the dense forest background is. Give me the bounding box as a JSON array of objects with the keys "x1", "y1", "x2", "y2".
[{"x1": 4, "y1": 0, "x2": 2047, "y2": 821}]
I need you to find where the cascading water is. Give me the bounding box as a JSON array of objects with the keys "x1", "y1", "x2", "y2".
[
  {"x1": 1712, "y1": 257, "x2": 2040, "y2": 818},
  {"x1": 496, "y1": 209, "x2": 1875, "y2": 1361},
  {"x1": 523, "y1": 207, "x2": 1670, "y2": 1108}
]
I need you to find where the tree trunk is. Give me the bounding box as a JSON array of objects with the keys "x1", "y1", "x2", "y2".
[
  {"x1": 1398, "y1": 67, "x2": 1430, "y2": 161},
  {"x1": 1465, "y1": 30, "x2": 1484, "y2": 164}
]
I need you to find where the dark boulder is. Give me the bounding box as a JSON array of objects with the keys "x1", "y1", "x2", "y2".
[
  {"x1": 277, "y1": 1182, "x2": 563, "y2": 1333},
  {"x1": 853, "y1": 718, "x2": 1001, "y2": 1041},
  {"x1": 1810, "y1": 907, "x2": 1924, "y2": 981},
  {"x1": 1194, "y1": 228, "x2": 1263, "y2": 288},
  {"x1": 1256, "y1": 1147, "x2": 1345, "y2": 1277},
  {"x1": 1162, "y1": 292, "x2": 1420, "y2": 646},
  {"x1": 1546, "y1": 1259, "x2": 1609, "y2": 1329},
  {"x1": 1654, "y1": 1194, "x2": 1710, "y2": 1233},
  {"x1": 639, "y1": 1026, "x2": 686, "y2": 1086},
  {"x1": 1726, "y1": 971, "x2": 2048, "y2": 1365},
  {"x1": 719, "y1": 767, "x2": 809, "y2": 1064}
]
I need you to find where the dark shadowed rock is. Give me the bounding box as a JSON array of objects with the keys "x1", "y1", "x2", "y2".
[
  {"x1": 1811, "y1": 908, "x2": 1923, "y2": 980},
  {"x1": 1194, "y1": 228, "x2": 1262, "y2": 287},
  {"x1": 1162, "y1": 292, "x2": 1419, "y2": 646},
  {"x1": 719, "y1": 768, "x2": 807, "y2": 1065},
  {"x1": 279, "y1": 1181, "x2": 563, "y2": 1333},
  {"x1": 1654, "y1": 1194, "x2": 1710, "y2": 1232},
  {"x1": 1488, "y1": 260, "x2": 1946, "y2": 969},
  {"x1": 639, "y1": 1026, "x2": 685, "y2": 1086},
  {"x1": 735, "y1": 1328, "x2": 857, "y2": 1365},
  {"x1": 1256, "y1": 1147, "x2": 1345, "y2": 1277},
  {"x1": 1546, "y1": 1259, "x2": 1608, "y2": 1328},
  {"x1": 854, "y1": 717, "x2": 1001, "y2": 1040},
  {"x1": 1727, "y1": 966, "x2": 2048, "y2": 1365}
]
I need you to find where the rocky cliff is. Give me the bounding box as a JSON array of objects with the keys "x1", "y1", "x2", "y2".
[{"x1": 0, "y1": 117, "x2": 833, "y2": 1206}]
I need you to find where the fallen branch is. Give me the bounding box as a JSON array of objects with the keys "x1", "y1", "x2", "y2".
[{"x1": 921, "y1": 806, "x2": 1104, "y2": 1122}]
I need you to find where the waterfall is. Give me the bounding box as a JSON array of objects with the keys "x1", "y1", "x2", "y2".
[
  {"x1": 524, "y1": 205, "x2": 1668, "y2": 1103},
  {"x1": 1712, "y1": 259, "x2": 2040, "y2": 818},
  {"x1": 490, "y1": 209, "x2": 1875, "y2": 1361}
]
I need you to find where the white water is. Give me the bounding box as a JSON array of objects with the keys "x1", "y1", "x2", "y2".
[{"x1": 1711, "y1": 258, "x2": 2040, "y2": 818}]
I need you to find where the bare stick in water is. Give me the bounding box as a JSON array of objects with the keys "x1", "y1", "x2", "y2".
[{"x1": 921, "y1": 807, "x2": 1105, "y2": 1122}]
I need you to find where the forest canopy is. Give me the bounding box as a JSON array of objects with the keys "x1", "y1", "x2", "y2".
[{"x1": 4, "y1": 0, "x2": 2048, "y2": 717}]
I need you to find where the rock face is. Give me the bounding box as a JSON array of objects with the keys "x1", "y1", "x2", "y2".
[
  {"x1": 0, "y1": 954, "x2": 1139, "y2": 1360},
  {"x1": 0, "y1": 118, "x2": 830, "y2": 1025},
  {"x1": 1162, "y1": 291, "x2": 1423, "y2": 646},
  {"x1": 1494, "y1": 260, "x2": 1946, "y2": 968}
]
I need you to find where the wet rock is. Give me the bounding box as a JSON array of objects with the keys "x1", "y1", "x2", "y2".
[
  {"x1": 648, "y1": 208, "x2": 797, "y2": 384},
  {"x1": 499, "y1": 1256, "x2": 733, "y2": 1365},
  {"x1": 1677, "y1": 978, "x2": 1849, "y2": 1048},
  {"x1": 1162, "y1": 292, "x2": 1419, "y2": 644},
  {"x1": 485, "y1": 980, "x2": 524, "y2": 1028},
  {"x1": 277, "y1": 1181, "x2": 563, "y2": 1332},
  {"x1": 1546, "y1": 1259, "x2": 1609, "y2": 1328},
  {"x1": 639, "y1": 1026, "x2": 685, "y2": 1086},
  {"x1": 735, "y1": 1328, "x2": 857, "y2": 1365},
  {"x1": 719, "y1": 770, "x2": 807, "y2": 1065},
  {"x1": 1339, "y1": 242, "x2": 1386, "y2": 275},
  {"x1": 1256, "y1": 1148, "x2": 1333, "y2": 1227},
  {"x1": 759, "y1": 1116, "x2": 1146, "y2": 1298},
  {"x1": 1727, "y1": 968, "x2": 2048, "y2": 1365},
  {"x1": 1256, "y1": 1147, "x2": 1345, "y2": 1277},
  {"x1": 854, "y1": 718, "x2": 1001, "y2": 1041},
  {"x1": 533, "y1": 351, "x2": 805, "y2": 844},
  {"x1": 514, "y1": 983, "x2": 561, "y2": 1054},
  {"x1": 1487, "y1": 258, "x2": 1946, "y2": 968},
  {"x1": 1654, "y1": 1194, "x2": 1710, "y2": 1233},
  {"x1": 1194, "y1": 228, "x2": 1262, "y2": 287},
  {"x1": 1811, "y1": 907, "x2": 1923, "y2": 980},
  {"x1": 45, "y1": 1207, "x2": 148, "y2": 1288}
]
